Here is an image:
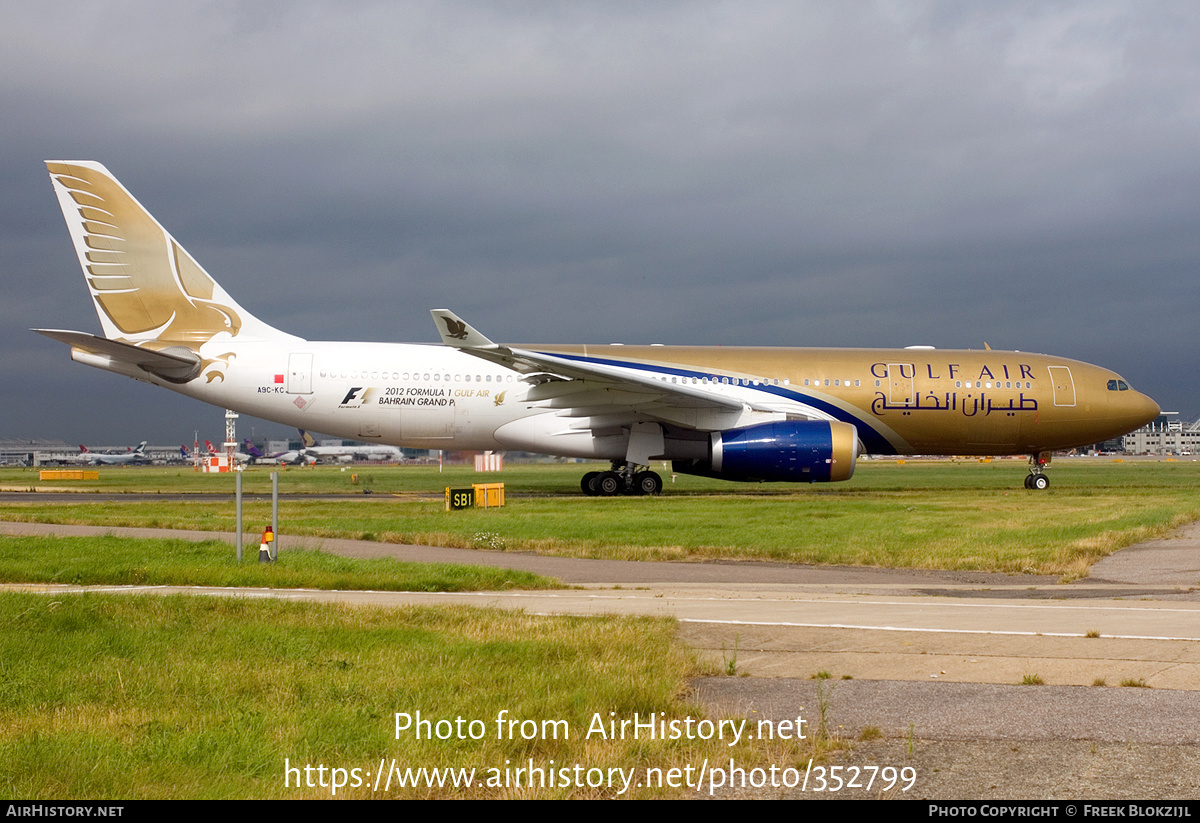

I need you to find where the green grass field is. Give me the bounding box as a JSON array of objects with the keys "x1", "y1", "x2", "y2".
[
  {"x1": 4, "y1": 459, "x2": 1198, "y2": 576},
  {"x1": 12, "y1": 457, "x2": 1195, "y2": 496},
  {"x1": 0, "y1": 533, "x2": 555, "y2": 591},
  {"x1": 2, "y1": 459, "x2": 1193, "y2": 798},
  {"x1": 2, "y1": 592, "x2": 810, "y2": 799}
]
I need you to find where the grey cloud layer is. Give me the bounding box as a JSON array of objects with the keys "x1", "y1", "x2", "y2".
[{"x1": 2, "y1": 1, "x2": 1194, "y2": 441}]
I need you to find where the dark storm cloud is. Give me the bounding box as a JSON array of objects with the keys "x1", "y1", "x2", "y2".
[{"x1": 2, "y1": 1, "x2": 1197, "y2": 443}]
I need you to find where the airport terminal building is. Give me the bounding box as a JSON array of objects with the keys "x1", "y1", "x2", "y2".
[
  {"x1": 1122, "y1": 413, "x2": 1200, "y2": 455},
  {"x1": 0, "y1": 439, "x2": 72, "y2": 466}
]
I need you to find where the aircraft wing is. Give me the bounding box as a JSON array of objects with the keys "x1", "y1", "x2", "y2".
[{"x1": 431, "y1": 310, "x2": 772, "y2": 432}]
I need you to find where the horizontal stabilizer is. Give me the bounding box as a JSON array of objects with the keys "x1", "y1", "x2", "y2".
[{"x1": 33, "y1": 328, "x2": 202, "y2": 383}]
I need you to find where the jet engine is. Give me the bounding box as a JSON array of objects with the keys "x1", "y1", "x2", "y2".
[{"x1": 672, "y1": 420, "x2": 858, "y2": 483}]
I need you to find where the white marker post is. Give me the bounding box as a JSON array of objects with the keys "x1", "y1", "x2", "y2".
[
  {"x1": 235, "y1": 470, "x2": 243, "y2": 561},
  {"x1": 271, "y1": 471, "x2": 279, "y2": 561}
]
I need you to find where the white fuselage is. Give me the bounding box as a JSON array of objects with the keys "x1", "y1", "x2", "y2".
[
  {"x1": 166, "y1": 340, "x2": 794, "y2": 460},
  {"x1": 179, "y1": 341, "x2": 550, "y2": 453}
]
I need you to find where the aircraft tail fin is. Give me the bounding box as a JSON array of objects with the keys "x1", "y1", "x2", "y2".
[
  {"x1": 299, "y1": 428, "x2": 315, "y2": 449},
  {"x1": 45, "y1": 162, "x2": 298, "y2": 350}
]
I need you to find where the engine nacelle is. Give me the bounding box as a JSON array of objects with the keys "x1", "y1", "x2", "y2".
[{"x1": 672, "y1": 420, "x2": 858, "y2": 483}]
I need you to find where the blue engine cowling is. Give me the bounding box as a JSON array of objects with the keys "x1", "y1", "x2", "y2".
[{"x1": 672, "y1": 420, "x2": 859, "y2": 483}]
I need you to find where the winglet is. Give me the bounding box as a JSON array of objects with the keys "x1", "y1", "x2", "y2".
[{"x1": 430, "y1": 309, "x2": 498, "y2": 349}]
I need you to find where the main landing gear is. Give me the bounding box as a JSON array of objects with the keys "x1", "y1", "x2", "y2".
[
  {"x1": 581, "y1": 463, "x2": 663, "y2": 496},
  {"x1": 1024, "y1": 452, "x2": 1051, "y2": 490}
]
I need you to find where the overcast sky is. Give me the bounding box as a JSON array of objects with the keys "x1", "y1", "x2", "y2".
[{"x1": 2, "y1": 1, "x2": 1196, "y2": 446}]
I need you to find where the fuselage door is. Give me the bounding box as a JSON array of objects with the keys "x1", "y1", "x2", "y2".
[
  {"x1": 287, "y1": 353, "x2": 313, "y2": 395},
  {"x1": 1048, "y1": 366, "x2": 1075, "y2": 407},
  {"x1": 888, "y1": 363, "x2": 914, "y2": 407}
]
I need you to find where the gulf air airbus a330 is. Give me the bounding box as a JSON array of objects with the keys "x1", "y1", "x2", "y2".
[{"x1": 36, "y1": 162, "x2": 1160, "y2": 495}]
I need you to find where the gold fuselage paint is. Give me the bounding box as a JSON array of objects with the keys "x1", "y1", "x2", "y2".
[{"x1": 525, "y1": 344, "x2": 1159, "y2": 455}]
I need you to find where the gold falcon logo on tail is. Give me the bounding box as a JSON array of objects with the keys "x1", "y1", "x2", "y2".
[
  {"x1": 46, "y1": 162, "x2": 243, "y2": 346},
  {"x1": 44, "y1": 162, "x2": 298, "y2": 383}
]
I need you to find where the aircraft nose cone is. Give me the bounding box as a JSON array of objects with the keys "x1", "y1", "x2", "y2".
[
  {"x1": 1106, "y1": 385, "x2": 1160, "y2": 439},
  {"x1": 1135, "y1": 392, "x2": 1161, "y2": 427},
  {"x1": 1117, "y1": 389, "x2": 1161, "y2": 433}
]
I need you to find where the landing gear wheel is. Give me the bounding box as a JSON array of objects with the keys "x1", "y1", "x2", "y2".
[
  {"x1": 634, "y1": 471, "x2": 663, "y2": 496},
  {"x1": 1025, "y1": 452, "x2": 1051, "y2": 491},
  {"x1": 597, "y1": 471, "x2": 623, "y2": 496},
  {"x1": 581, "y1": 472, "x2": 600, "y2": 496}
]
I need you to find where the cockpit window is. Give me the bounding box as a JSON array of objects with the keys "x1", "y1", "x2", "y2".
[{"x1": 1107, "y1": 379, "x2": 1130, "y2": 391}]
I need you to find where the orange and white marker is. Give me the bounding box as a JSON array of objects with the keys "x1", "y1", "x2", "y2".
[{"x1": 258, "y1": 526, "x2": 275, "y2": 563}]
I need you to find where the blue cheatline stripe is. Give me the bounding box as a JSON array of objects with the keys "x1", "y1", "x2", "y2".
[{"x1": 534, "y1": 350, "x2": 900, "y2": 455}]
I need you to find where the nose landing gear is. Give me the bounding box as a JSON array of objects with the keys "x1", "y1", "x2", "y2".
[{"x1": 1024, "y1": 452, "x2": 1051, "y2": 490}]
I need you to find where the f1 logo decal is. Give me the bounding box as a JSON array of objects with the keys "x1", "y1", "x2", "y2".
[{"x1": 340, "y1": 387, "x2": 367, "y2": 407}]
